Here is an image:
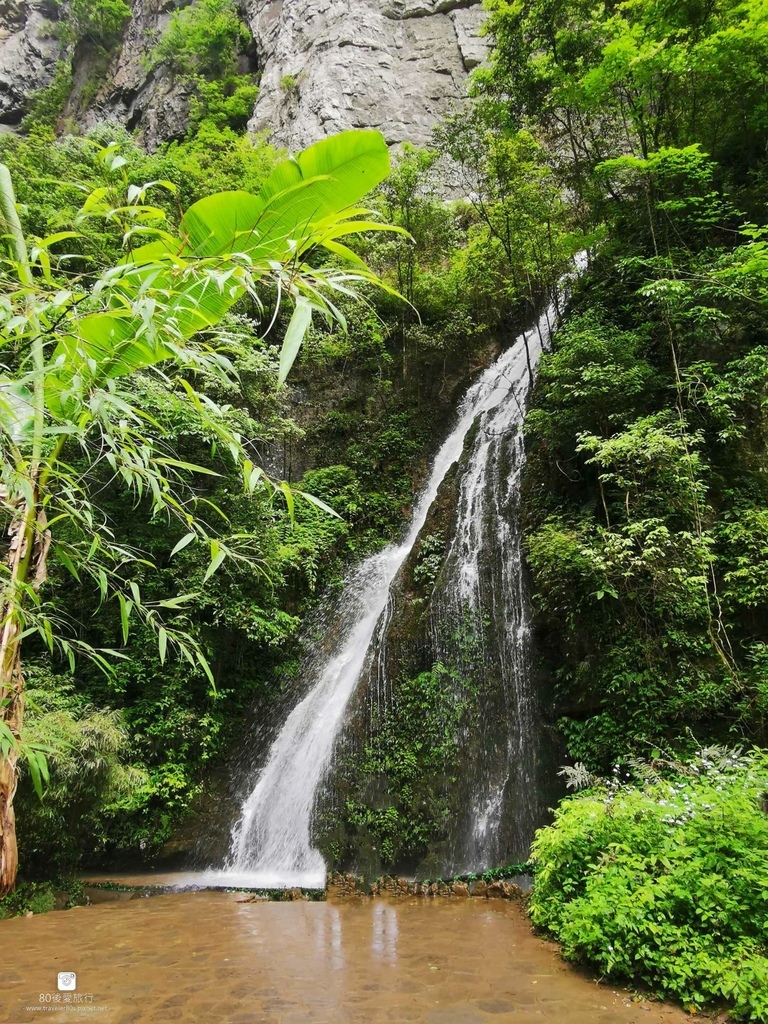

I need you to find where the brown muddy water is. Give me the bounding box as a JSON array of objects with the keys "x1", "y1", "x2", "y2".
[{"x1": 0, "y1": 891, "x2": 694, "y2": 1024}]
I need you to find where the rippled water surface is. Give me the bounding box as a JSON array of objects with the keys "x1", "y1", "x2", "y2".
[{"x1": 0, "y1": 893, "x2": 692, "y2": 1024}]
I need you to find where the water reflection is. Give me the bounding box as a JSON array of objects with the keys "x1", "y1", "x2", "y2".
[
  {"x1": 312, "y1": 902, "x2": 345, "y2": 972},
  {"x1": 0, "y1": 893, "x2": 691, "y2": 1024},
  {"x1": 371, "y1": 900, "x2": 398, "y2": 963}
]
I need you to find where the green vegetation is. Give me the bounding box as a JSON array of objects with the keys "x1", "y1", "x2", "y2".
[
  {"x1": 4, "y1": 4, "x2": 768, "y2": 1015},
  {"x1": 479, "y1": 0, "x2": 768, "y2": 766},
  {"x1": 145, "y1": 0, "x2": 257, "y2": 133},
  {"x1": 530, "y1": 750, "x2": 768, "y2": 1021},
  {"x1": 21, "y1": 63, "x2": 74, "y2": 133},
  {"x1": 146, "y1": 0, "x2": 249, "y2": 78},
  {"x1": 0, "y1": 128, "x2": 401, "y2": 891},
  {"x1": 0, "y1": 112, "x2": 510, "y2": 888},
  {"x1": 58, "y1": 0, "x2": 131, "y2": 48},
  {"x1": 337, "y1": 663, "x2": 478, "y2": 867},
  {"x1": 468, "y1": 0, "x2": 768, "y2": 1013},
  {"x1": 0, "y1": 876, "x2": 86, "y2": 918},
  {"x1": 22, "y1": 0, "x2": 131, "y2": 132}
]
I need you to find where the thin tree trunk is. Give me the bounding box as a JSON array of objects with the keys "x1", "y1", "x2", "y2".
[
  {"x1": 0, "y1": 492, "x2": 50, "y2": 894},
  {"x1": 0, "y1": 637, "x2": 23, "y2": 895},
  {"x1": 0, "y1": 164, "x2": 50, "y2": 893},
  {"x1": 0, "y1": 512, "x2": 31, "y2": 894}
]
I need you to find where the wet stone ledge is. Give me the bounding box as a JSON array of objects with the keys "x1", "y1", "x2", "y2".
[
  {"x1": 65, "y1": 869, "x2": 531, "y2": 909},
  {"x1": 326, "y1": 872, "x2": 525, "y2": 900}
]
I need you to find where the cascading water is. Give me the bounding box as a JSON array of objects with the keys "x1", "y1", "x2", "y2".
[
  {"x1": 431, "y1": 303, "x2": 556, "y2": 872},
  {"x1": 204, "y1": 277, "x2": 576, "y2": 888}
]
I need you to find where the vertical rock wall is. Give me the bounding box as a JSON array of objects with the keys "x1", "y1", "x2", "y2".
[
  {"x1": 75, "y1": 1, "x2": 198, "y2": 148},
  {"x1": 0, "y1": 0, "x2": 487, "y2": 148},
  {"x1": 0, "y1": 0, "x2": 61, "y2": 126},
  {"x1": 245, "y1": 0, "x2": 488, "y2": 149}
]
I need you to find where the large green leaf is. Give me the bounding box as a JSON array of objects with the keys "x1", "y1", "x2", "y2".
[
  {"x1": 258, "y1": 130, "x2": 391, "y2": 211},
  {"x1": 46, "y1": 130, "x2": 398, "y2": 412},
  {"x1": 178, "y1": 130, "x2": 392, "y2": 264},
  {"x1": 176, "y1": 191, "x2": 264, "y2": 258}
]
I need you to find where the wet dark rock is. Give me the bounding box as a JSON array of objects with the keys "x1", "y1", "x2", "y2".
[
  {"x1": 0, "y1": 0, "x2": 61, "y2": 125},
  {"x1": 476, "y1": 1000, "x2": 517, "y2": 1015}
]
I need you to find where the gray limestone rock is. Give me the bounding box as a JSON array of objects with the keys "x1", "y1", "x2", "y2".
[
  {"x1": 244, "y1": 0, "x2": 489, "y2": 149},
  {"x1": 0, "y1": 0, "x2": 61, "y2": 125},
  {"x1": 449, "y1": 6, "x2": 487, "y2": 71},
  {"x1": 76, "y1": 1, "x2": 194, "y2": 151},
  {"x1": 0, "y1": 0, "x2": 488, "y2": 149}
]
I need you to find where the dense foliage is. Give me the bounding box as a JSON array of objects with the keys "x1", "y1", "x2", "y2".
[
  {"x1": 462, "y1": 0, "x2": 768, "y2": 767},
  {"x1": 470, "y1": 0, "x2": 768, "y2": 1013},
  {"x1": 0, "y1": 125, "x2": 404, "y2": 884},
  {"x1": 323, "y1": 661, "x2": 480, "y2": 873},
  {"x1": 530, "y1": 750, "x2": 768, "y2": 1021},
  {"x1": 3, "y1": 18, "x2": 767, "y2": 1023},
  {"x1": 0, "y1": 100, "x2": 538, "y2": 876},
  {"x1": 144, "y1": 0, "x2": 258, "y2": 134}
]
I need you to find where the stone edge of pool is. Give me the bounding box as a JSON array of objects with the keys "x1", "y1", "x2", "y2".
[{"x1": 80, "y1": 871, "x2": 530, "y2": 905}]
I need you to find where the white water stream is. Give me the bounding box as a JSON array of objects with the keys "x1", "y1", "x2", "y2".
[
  {"x1": 433, "y1": 302, "x2": 556, "y2": 870},
  {"x1": 195, "y1": 283, "x2": 575, "y2": 889}
]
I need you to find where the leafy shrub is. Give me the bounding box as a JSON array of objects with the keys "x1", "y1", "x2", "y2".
[
  {"x1": 146, "y1": 0, "x2": 249, "y2": 78},
  {"x1": 0, "y1": 878, "x2": 86, "y2": 919},
  {"x1": 144, "y1": 0, "x2": 255, "y2": 133},
  {"x1": 189, "y1": 79, "x2": 258, "y2": 132},
  {"x1": 60, "y1": 0, "x2": 131, "y2": 47},
  {"x1": 530, "y1": 748, "x2": 768, "y2": 1021},
  {"x1": 21, "y1": 62, "x2": 73, "y2": 133},
  {"x1": 17, "y1": 668, "x2": 148, "y2": 872},
  {"x1": 413, "y1": 534, "x2": 445, "y2": 589}
]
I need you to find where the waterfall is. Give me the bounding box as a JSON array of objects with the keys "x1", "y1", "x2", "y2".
[
  {"x1": 203, "y1": 283, "x2": 573, "y2": 889},
  {"x1": 432, "y1": 304, "x2": 556, "y2": 871}
]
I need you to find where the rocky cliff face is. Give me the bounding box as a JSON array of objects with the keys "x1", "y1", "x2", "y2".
[
  {"x1": 75, "y1": 1, "x2": 199, "y2": 149},
  {"x1": 0, "y1": 0, "x2": 486, "y2": 148},
  {"x1": 245, "y1": 0, "x2": 487, "y2": 149},
  {"x1": 0, "y1": 0, "x2": 61, "y2": 126}
]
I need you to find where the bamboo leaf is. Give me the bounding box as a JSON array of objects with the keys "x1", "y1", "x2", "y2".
[
  {"x1": 55, "y1": 548, "x2": 81, "y2": 583},
  {"x1": 158, "y1": 626, "x2": 168, "y2": 665},
  {"x1": 170, "y1": 532, "x2": 196, "y2": 558},
  {"x1": 157, "y1": 593, "x2": 198, "y2": 609},
  {"x1": 25, "y1": 750, "x2": 44, "y2": 802},
  {"x1": 278, "y1": 298, "x2": 312, "y2": 384},
  {"x1": 203, "y1": 547, "x2": 226, "y2": 583},
  {"x1": 278, "y1": 480, "x2": 295, "y2": 524},
  {"x1": 196, "y1": 649, "x2": 215, "y2": 690},
  {"x1": 118, "y1": 593, "x2": 131, "y2": 644},
  {"x1": 296, "y1": 489, "x2": 343, "y2": 519}
]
